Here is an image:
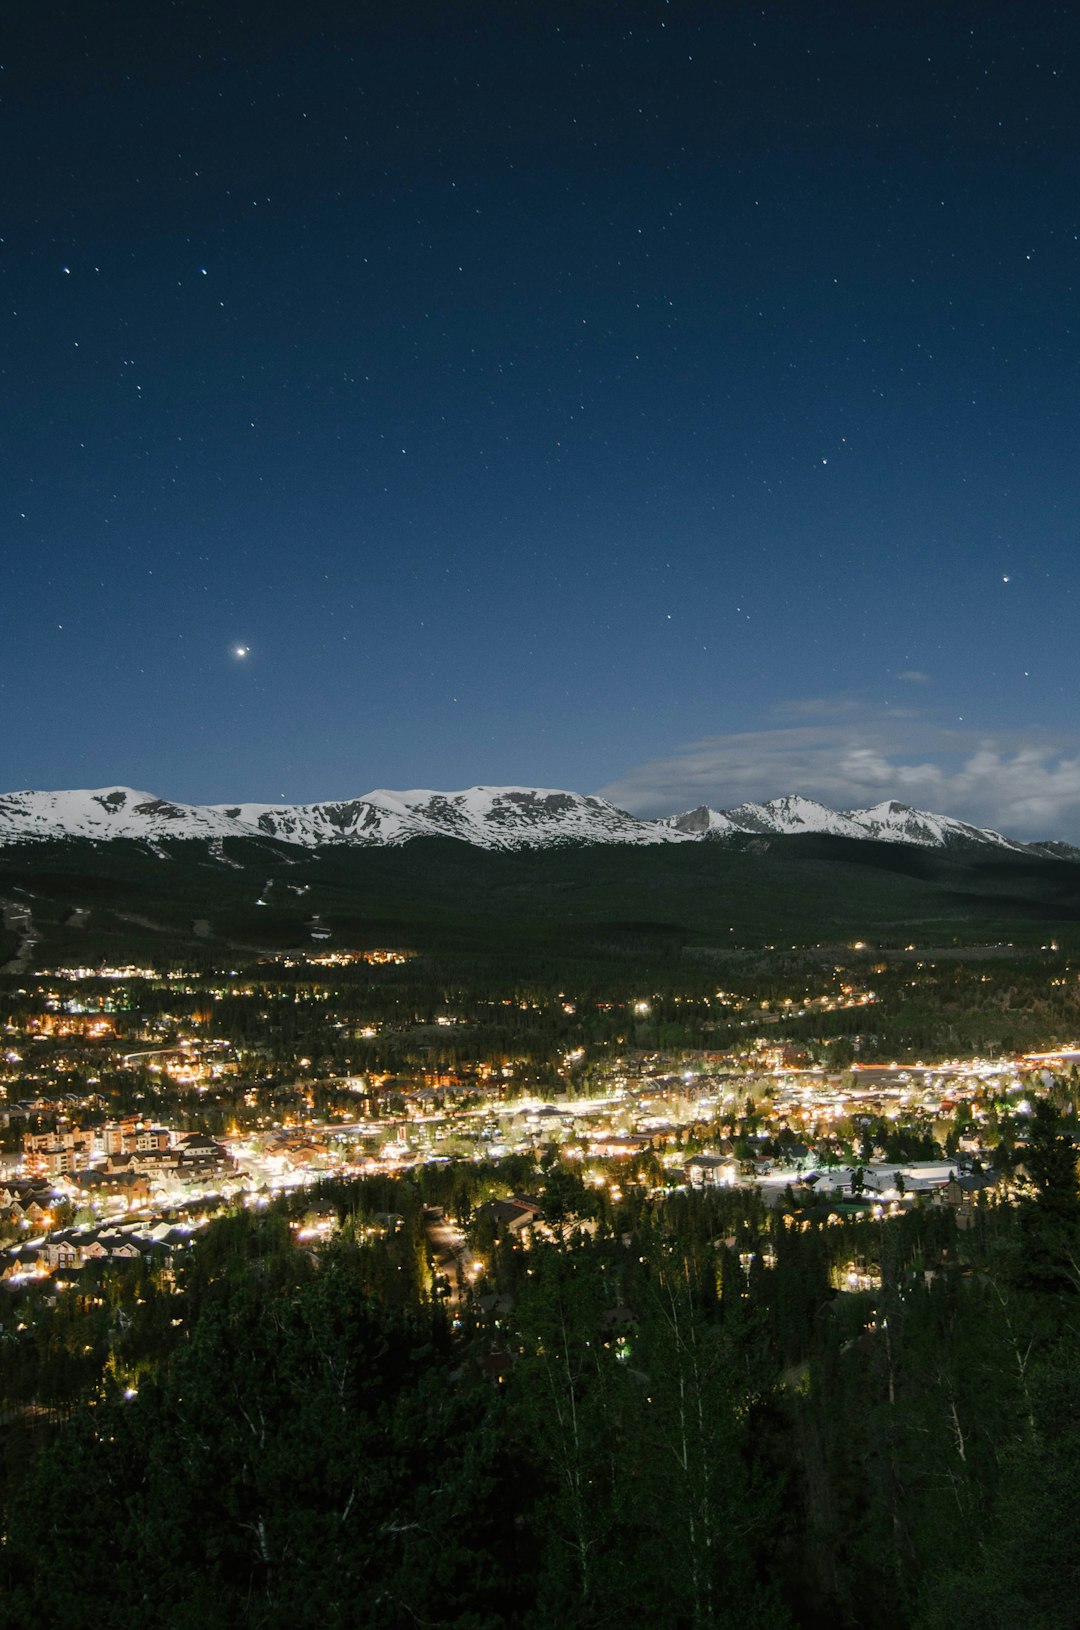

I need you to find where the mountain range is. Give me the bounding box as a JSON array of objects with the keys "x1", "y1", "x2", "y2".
[
  {"x1": 5, "y1": 784, "x2": 1080, "y2": 966},
  {"x1": 0, "y1": 783, "x2": 1074, "y2": 861}
]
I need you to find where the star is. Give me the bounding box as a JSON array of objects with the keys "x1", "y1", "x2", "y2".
[{"x1": 234, "y1": 645, "x2": 250, "y2": 659}]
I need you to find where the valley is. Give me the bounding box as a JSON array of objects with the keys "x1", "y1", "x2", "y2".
[{"x1": 4, "y1": 790, "x2": 1080, "y2": 1627}]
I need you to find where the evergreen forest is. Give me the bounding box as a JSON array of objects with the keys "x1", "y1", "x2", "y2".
[{"x1": 3, "y1": 1111, "x2": 1079, "y2": 1630}]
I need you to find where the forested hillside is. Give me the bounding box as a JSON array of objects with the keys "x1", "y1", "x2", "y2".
[{"x1": 3, "y1": 1114, "x2": 1079, "y2": 1629}]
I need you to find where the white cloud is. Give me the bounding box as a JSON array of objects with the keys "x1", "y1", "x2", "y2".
[{"x1": 597, "y1": 706, "x2": 1080, "y2": 841}]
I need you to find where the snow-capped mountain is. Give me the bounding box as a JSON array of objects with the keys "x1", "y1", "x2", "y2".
[
  {"x1": 0, "y1": 784, "x2": 1065, "y2": 859},
  {"x1": 662, "y1": 795, "x2": 868, "y2": 841},
  {"x1": 0, "y1": 785, "x2": 680, "y2": 851},
  {"x1": 662, "y1": 796, "x2": 1033, "y2": 854},
  {"x1": 838, "y1": 800, "x2": 1029, "y2": 852}
]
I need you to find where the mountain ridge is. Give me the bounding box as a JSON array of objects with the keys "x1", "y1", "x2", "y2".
[{"x1": 0, "y1": 783, "x2": 1070, "y2": 862}]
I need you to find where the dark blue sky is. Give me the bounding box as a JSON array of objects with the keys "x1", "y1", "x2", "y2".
[{"x1": 5, "y1": 2, "x2": 1080, "y2": 835}]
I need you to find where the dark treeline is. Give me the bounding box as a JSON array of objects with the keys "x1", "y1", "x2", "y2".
[{"x1": 3, "y1": 1107, "x2": 1080, "y2": 1627}]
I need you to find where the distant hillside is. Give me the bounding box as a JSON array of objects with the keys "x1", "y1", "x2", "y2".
[{"x1": 4, "y1": 829, "x2": 1080, "y2": 970}]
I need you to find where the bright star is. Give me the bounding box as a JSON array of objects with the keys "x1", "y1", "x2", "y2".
[{"x1": 234, "y1": 645, "x2": 250, "y2": 658}]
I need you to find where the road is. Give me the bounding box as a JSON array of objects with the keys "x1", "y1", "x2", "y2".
[{"x1": 425, "y1": 1218, "x2": 473, "y2": 1308}]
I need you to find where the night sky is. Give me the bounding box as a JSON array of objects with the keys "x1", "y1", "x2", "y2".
[{"x1": 5, "y1": 2, "x2": 1080, "y2": 837}]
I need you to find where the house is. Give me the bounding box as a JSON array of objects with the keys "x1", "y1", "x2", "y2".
[
  {"x1": 73, "y1": 1170, "x2": 151, "y2": 1206},
  {"x1": 42, "y1": 1236, "x2": 83, "y2": 1270},
  {"x1": 134, "y1": 1127, "x2": 171, "y2": 1153},
  {"x1": 175, "y1": 1133, "x2": 234, "y2": 1181},
  {"x1": 109, "y1": 1240, "x2": 150, "y2": 1261},
  {"x1": 477, "y1": 1196, "x2": 543, "y2": 1234},
  {"x1": 943, "y1": 1171, "x2": 998, "y2": 1228},
  {"x1": 586, "y1": 1133, "x2": 650, "y2": 1159},
  {"x1": 176, "y1": 1132, "x2": 228, "y2": 1160},
  {"x1": 685, "y1": 1154, "x2": 737, "y2": 1188},
  {"x1": 477, "y1": 1347, "x2": 515, "y2": 1387},
  {"x1": 1, "y1": 1246, "x2": 42, "y2": 1277}
]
